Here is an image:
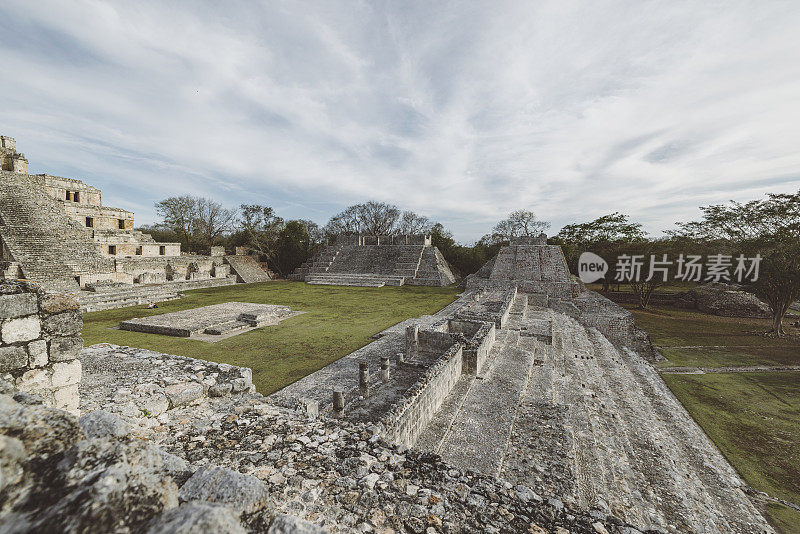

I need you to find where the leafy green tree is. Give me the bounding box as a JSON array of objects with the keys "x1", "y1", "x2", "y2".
[
  {"x1": 154, "y1": 195, "x2": 198, "y2": 251},
  {"x1": 275, "y1": 220, "x2": 320, "y2": 276},
  {"x1": 671, "y1": 191, "x2": 800, "y2": 335},
  {"x1": 555, "y1": 213, "x2": 647, "y2": 292}
]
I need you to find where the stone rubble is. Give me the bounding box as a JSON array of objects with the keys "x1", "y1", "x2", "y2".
[{"x1": 0, "y1": 377, "x2": 639, "y2": 534}]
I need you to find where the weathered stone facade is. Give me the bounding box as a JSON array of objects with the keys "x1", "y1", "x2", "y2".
[
  {"x1": 0, "y1": 281, "x2": 82, "y2": 415},
  {"x1": 0, "y1": 135, "x2": 271, "y2": 301},
  {"x1": 291, "y1": 234, "x2": 456, "y2": 287}
]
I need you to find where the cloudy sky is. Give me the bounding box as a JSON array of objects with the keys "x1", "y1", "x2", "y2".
[{"x1": 2, "y1": 1, "x2": 799, "y2": 242}]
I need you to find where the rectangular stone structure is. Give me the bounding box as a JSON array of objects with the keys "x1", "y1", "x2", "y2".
[{"x1": 119, "y1": 302, "x2": 301, "y2": 338}]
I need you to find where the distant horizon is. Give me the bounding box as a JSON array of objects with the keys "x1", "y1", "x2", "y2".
[{"x1": 3, "y1": 1, "x2": 799, "y2": 243}]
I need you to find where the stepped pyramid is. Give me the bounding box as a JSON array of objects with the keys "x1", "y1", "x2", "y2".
[
  {"x1": 0, "y1": 171, "x2": 115, "y2": 291},
  {"x1": 0, "y1": 135, "x2": 180, "y2": 292},
  {"x1": 464, "y1": 234, "x2": 582, "y2": 298},
  {"x1": 291, "y1": 234, "x2": 455, "y2": 287}
]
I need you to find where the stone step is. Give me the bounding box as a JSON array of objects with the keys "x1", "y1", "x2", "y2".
[{"x1": 204, "y1": 320, "x2": 251, "y2": 335}]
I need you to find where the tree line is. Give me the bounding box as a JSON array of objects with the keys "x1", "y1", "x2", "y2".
[{"x1": 140, "y1": 190, "x2": 800, "y2": 336}]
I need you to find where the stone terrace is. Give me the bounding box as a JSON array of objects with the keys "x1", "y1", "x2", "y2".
[{"x1": 118, "y1": 302, "x2": 302, "y2": 340}]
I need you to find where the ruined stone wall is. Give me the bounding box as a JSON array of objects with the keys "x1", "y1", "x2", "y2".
[
  {"x1": 0, "y1": 282, "x2": 82, "y2": 414},
  {"x1": 117, "y1": 256, "x2": 219, "y2": 283},
  {"x1": 38, "y1": 174, "x2": 103, "y2": 206},
  {"x1": 380, "y1": 343, "x2": 463, "y2": 447},
  {"x1": 63, "y1": 204, "x2": 133, "y2": 231},
  {"x1": 560, "y1": 291, "x2": 661, "y2": 360},
  {"x1": 0, "y1": 136, "x2": 28, "y2": 174},
  {"x1": 449, "y1": 319, "x2": 495, "y2": 374}
]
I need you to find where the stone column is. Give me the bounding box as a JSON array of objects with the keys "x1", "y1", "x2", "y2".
[
  {"x1": 381, "y1": 357, "x2": 390, "y2": 381},
  {"x1": 358, "y1": 361, "x2": 370, "y2": 398},
  {"x1": 405, "y1": 325, "x2": 419, "y2": 360},
  {"x1": 332, "y1": 391, "x2": 345, "y2": 415},
  {"x1": 396, "y1": 352, "x2": 404, "y2": 365}
]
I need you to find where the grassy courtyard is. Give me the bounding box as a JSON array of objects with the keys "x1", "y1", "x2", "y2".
[
  {"x1": 626, "y1": 303, "x2": 800, "y2": 533},
  {"x1": 82, "y1": 281, "x2": 459, "y2": 395}
]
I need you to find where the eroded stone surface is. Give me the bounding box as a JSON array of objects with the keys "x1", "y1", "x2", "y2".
[{"x1": 118, "y1": 302, "x2": 302, "y2": 340}]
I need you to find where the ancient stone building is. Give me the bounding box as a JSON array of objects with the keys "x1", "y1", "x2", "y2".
[
  {"x1": 0, "y1": 135, "x2": 269, "y2": 303},
  {"x1": 291, "y1": 234, "x2": 456, "y2": 287}
]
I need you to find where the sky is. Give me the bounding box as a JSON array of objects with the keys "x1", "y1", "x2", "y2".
[{"x1": 2, "y1": 1, "x2": 800, "y2": 243}]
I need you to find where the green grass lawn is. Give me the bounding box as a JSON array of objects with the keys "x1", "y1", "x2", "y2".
[
  {"x1": 663, "y1": 372, "x2": 800, "y2": 532},
  {"x1": 626, "y1": 303, "x2": 800, "y2": 532},
  {"x1": 82, "y1": 281, "x2": 459, "y2": 395},
  {"x1": 627, "y1": 305, "x2": 800, "y2": 367}
]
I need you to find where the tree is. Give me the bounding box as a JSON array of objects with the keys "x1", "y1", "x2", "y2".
[
  {"x1": 670, "y1": 191, "x2": 800, "y2": 335},
  {"x1": 195, "y1": 198, "x2": 237, "y2": 248},
  {"x1": 324, "y1": 201, "x2": 401, "y2": 237},
  {"x1": 274, "y1": 220, "x2": 318, "y2": 276},
  {"x1": 324, "y1": 205, "x2": 362, "y2": 236},
  {"x1": 618, "y1": 239, "x2": 675, "y2": 309},
  {"x1": 357, "y1": 201, "x2": 401, "y2": 235},
  {"x1": 490, "y1": 210, "x2": 551, "y2": 243},
  {"x1": 399, "y1": 211, "x2": 432, "y2": 235},
  {"x1": 234, "y1": 204, "x2": 285, "y2": 270},
  {"x1": 555, "y1": 213, "x2": 647, "y2": 292},
  {"x1": 154, "y1": 196, "x2": 198, "y2": 250}
]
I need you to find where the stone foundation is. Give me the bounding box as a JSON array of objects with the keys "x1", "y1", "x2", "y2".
[{"x1": 0, "y1": 281, "x2": 83, "y2": 414}]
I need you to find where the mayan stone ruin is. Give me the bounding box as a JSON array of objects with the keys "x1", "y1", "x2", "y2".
[
  {"x1": 119, "y1": 302, "x2": 304, "y2": 341},
  {"x1": 291, "y1": 234, "x2": 456, "y2": 287},
  {"x1": 0, "y1": 136, "x2": 778, "y2": 533},
  {"x1": 0, "y1": 135, "x2": 270, "y2": 311}
]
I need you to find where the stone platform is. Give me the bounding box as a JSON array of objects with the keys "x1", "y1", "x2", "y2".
[{"x1": 118, "y1": 302, "x2": 303, "y2": 341}]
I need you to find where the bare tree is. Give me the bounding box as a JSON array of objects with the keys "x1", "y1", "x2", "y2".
[
  {"x1": 399, "y1": 210, "x2": 432, "y2": 235},
  {"x1": 196, "y1": 198, "x2": 237, "y2": 247},
  {"x1": 324, "y1": 205, "x2": 362, "y2": 236},
  {"x1": 325, "y1": 201, "x2": 401, "y2": 236},
  {"x1": 491, "y1": 210, "x2": 551, "y2": 243},
  {"x1": 358, "y1": 201, "x2": 401, "y2": 235},
  {"x1": 154, "y1": 195, "x2": 198, "y2": 249}
]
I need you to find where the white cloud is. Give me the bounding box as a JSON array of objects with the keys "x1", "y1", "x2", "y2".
[{"x1": 1, "y1": 0, "x2": 799, "y2": 241}]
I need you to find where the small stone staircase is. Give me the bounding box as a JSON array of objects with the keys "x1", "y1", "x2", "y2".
[
  {"x1": 305, "y1": 273, "x2": 405, "y2": 287},
  {"x1": 391, "y1": 245, "x2": 424, "y2": 279},
  {"x1": 290, "y1": 245, "x2": 343, "y2": 281},
  {"x1": 224, "y1": 255, "x2": 272, "y2": 283}
]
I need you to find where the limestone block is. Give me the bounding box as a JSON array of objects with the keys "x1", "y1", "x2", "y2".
[
  {"x1": 145, "y1": 503, "x2": 246, "y2": 534},
  {"x1": 230, "y1": 378, "x2": 250, "y2": 393},
  {"x1": 208, "y1": 383, "x2": 232, "y2": 397},
  {"x1": 1, "y1": 315, "x2": 41, "y2": 343},
  {"x1": 42, "y1": 310, "x2": 82, "y2": 336},
  {"x1": 0, "y1": 345, "x2": 28, "y2": 372},
  {"x1": 178, "y1": 465, "x2": 269, "y2": 515},
  {"x1": 27, "y1": 339, "x2": 48, "y2": 368},
  {"x1": 0, "y1": 293, "x2": 37, "y2": 320},
  {"x1": 48, "y1": 337, "x2": 84, "y2": 362},
  {"x1": 51, "y1": 359, "x2": 82, "y2": 387},
  {"x1": 39, "y1": 293, "x2": 80, "y2": 315},
  {"x1": 164, "y1": 382, "x2": 204, "y2": 408},
  {"x1": 16, "y1": 367, "x2": 52, "y2": 392},
  {"x1": 267, "y1": 514, "x2": 328, "y2": 534},
  {"x1": 136, "y1": 393, "x2": 170, "y2": 417},
  {"x1": 52, "y1": 384, "x2": 80, "y2": 414},
  {"x1": 80, "y1": 410, "x2": 131, "y2": 439}
]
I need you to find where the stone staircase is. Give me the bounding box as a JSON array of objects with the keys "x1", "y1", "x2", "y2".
[
  {"x1": 406, "y1": 246, "x2": 456, "y2": 286},
  {"x1": 291, "y1": 243, "x2": 455, "y2": 287},
  {"x1": 78, "y1": 277, "x2": 236, "y2": 312},
  {"x1": 305, "y1": 273, "x2": 405, "y2": 287},
  {"x1": 289, "y1": 245, "x2": 342, "y2": 281},
  {"x1": 391, "y1": 245, "x2": 424, "y2": 279},
  {"x1": 0, "y1": 171, "x2": 115, "y2": 291},
  {"x1": 224, "y1": 255, "x2": 272, "y2": 283}
]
